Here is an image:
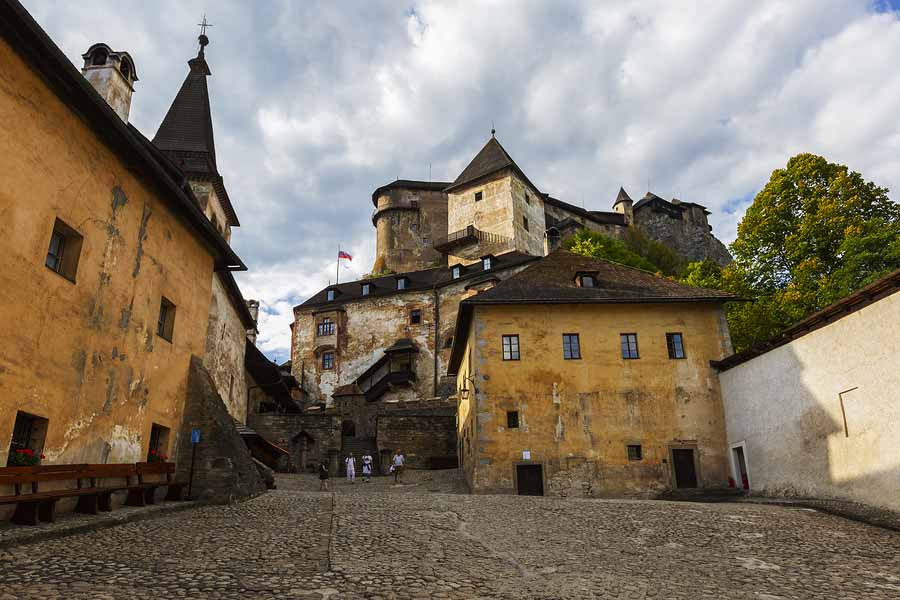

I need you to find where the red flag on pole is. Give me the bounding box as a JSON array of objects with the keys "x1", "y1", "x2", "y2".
[{"x1": 338, "y1": 250, "x2": 352, "y2": 261}]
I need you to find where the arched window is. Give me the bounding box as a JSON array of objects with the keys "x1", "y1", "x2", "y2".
[
  {"x1": 91, "y1": 50, "x2": 108, "y2": 66},
  {"x1": 120, "y1": 60, "x2": 131, "y2": 79}
]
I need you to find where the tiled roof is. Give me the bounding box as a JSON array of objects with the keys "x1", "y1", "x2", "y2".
[
  {"x1": 444, "y1": 136, "x2": 542, "y2": 194},
  {"x1": 152, "y1": 46, "x2": 239, "y2": 227},
  {"x1": 0, "y1": 0, "x2": 244, "y2": 270},
  {"x1": 448, "y1": 250, "x2": 737, "y2": 374},
  {"x1": 297, "y1": 251, "x2": 539, "y2": 310},
  {"x1": 544, "y1": 195, "x2": 626, "y2": 227},
  {"x1": 464, "y1": 250, "x2": 736, "y2": 305},
  {"x1": 633, "y1": 192, "x2": 708, "y2": 215},
  {"x1": 614, "y1": 187, "x2": 632, "y2": 205}
]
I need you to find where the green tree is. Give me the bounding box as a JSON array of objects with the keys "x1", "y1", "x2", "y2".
[
  {"x1": 685, "y1": 153, "x2": 900, "y2": 351},
  {"x1": 564, "y1": 229, "x2": 660, "y2": 273}
]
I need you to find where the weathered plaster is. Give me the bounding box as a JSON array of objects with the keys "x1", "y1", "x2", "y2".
[{"x1": 204, "y1": 272, "x2": 248, "y2": 423}]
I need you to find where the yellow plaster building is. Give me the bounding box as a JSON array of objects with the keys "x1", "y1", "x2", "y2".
[
  {"x1": 449, "y1": 251, "x2": 737, "y2": 496},
  {"x1": 0, "y1": 5, "x2": 244, "y2": 467}
]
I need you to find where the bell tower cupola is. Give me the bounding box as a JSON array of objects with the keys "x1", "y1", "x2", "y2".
[{"x1": 81, "y1": 43, "x2": 138, "y2": 122}]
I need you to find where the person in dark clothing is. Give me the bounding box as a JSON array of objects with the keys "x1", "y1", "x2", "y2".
[{"x1": 318, "y1": 460, "x2": 330, "y2": 491}]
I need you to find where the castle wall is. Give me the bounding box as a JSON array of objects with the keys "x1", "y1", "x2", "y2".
[
  {"x1": 203, "y1": 272, "x2": 248, "y2": 423},
  {"x1": 543, "y1": 201, "x2": 625, "y2": 239},
  {"x1": 634, "y1": 206, "x2": 731, "y2": 265},
  {"x1": 372, "y1": 187, "x2": 447, "y2": 273}
]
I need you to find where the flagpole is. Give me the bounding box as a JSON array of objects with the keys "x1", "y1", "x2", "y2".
[{"x1": 336, "y1": 245, "x2": 340, "y2": 285}]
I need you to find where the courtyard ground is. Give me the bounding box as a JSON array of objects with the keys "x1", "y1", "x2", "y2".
[{"x1": 0, "y1": 470, "x2": 898, "y2": 599}]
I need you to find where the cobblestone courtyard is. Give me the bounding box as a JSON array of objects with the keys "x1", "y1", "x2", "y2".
[{"x1": 1, "y1": 472, "x2": 898, "y2": 599}]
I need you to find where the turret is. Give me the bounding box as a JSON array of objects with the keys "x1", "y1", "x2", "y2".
[
  {"x1": 81, "y1": 43, "x2": 137, "y2": 122},
  {"x1": 613, "y1": 187, "x2": 633, "y2": 225}
]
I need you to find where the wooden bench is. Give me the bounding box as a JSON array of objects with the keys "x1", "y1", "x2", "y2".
[{"x1": 0, "y1": 462, "x2": 184, "y2": 526}]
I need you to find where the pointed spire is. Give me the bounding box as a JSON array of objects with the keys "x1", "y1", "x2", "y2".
[{"x1": 614, "y1": 187, "x2": 632, "y2": 206}]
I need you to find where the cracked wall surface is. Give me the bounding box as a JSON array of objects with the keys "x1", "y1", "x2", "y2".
[
  {"x1": 0, "y1": 38, "x2": 214, "y2": 466},
  {"x1": 203, "y1": 272, "x2": 248, "y2": 423},
  {"x1": 457, "y1": 302, "x2": 732, "y2": 496}
]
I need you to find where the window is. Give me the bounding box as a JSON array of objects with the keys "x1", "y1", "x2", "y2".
[
  {"x1": 502, "y1": 335, "x2": 520, "y2": 361},
  {"x1": 666, "y1": 333, "x2": 686, "y2": 359},
  {"x1": 525, "y1": 192, "x2": 531, "y2": 205},
  {"x1": 451, "y1": 265, "x2": 461, "y2": 279},
  {"x1": 326, "y1": 289, "x2": 336, "y2": 301},
  {"x1": 523, "y1": 216, "x2": 529, "y2": 231},
  {"x1": 475, "y1": 191, "x2": 483, "y2": 202},
  {"x1": 397, "y1": 277, "x2": 407, "y2": 290},
  {"x1": 361, "y1": 283, "x2": 371, "y2": 296},
  {"x1": 578, "y1": 274, "x2": 596, "y2": 288},
  {"x1": 317, "y1": 318, "x2": 335, "y2": 336},
  {"x1": 91, "y1": 49, "x2": 108, "y2": 66},
  {"x1": 410, "y1": 309, "x2": 422, "y2": 325},
  {"x1": 322, "y1": 351, "x2": 335, "y2": 370},
  {"x1": 562, "y1": 334, "x2": 581, "y2": 360},
  {"x1": 422, "y1": 237, "x2": 430, "y2": 246},
  {"x1": 507, "y1": 411, "x2": 519, "y2": 429},
  {"x1": 411, "y1": 222, "x2": 418, "y2": 232},
  {"x1": 7, "y1": 411, "x2": 49, "y2": 466},
  {"x1": 627, "y1": 444, "x2": 643, "y2": 461},
  {"x1": 119, "y1": 59, "x2": 131, "y2": 79},
  {"x1": 482, "y1": 257, "x2": 492, "y2": 270},
  {"x1": 443, "y1": 336, "x2": 454, "y2": 349},
  {"x1": 157, "y1": 297, "x2": 176, "y2": 342},
  {"x1": 620, "y1": 333, "x2": 639, "y2": 359},
  {"x1": 148, "y1": 423, "x2": 170, "y2": 462},
  {"x1": 44, "y1": 218, "x2": 83, "y2": 282}
]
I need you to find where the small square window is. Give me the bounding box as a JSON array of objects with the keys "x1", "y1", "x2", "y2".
[
  {"x1": 7, "y1": 411, "x2": 49, "y2": 466},
  {"x1": 666, "y1": 333, "x2": 686, "y2": 359},
  {"x1": 422, "y1": 237, "x2": 430, "y2": 246},
  {"x1": 322, "y1": 351, "x2": 335, "y2": 370},
  {"x1": 397, "y1": 278, "x2": 407, "y2": 290},
  {"x1": 523, "y1": 216, "x2": 529, "y2": 231},
  {"x1": 326, "y1": 289, "x2": 336, "y2": 301},
  {"x1": 157, "y1": 297, "x2": 176, "y2": 342},
  {"x1": 563, "y1": 334, "x2": 581, "y2": 360},
  {"x1": 579, "y1": 275, "x2": 596, "y2": 288},
  {"x1": 361, "y1": 283, "x2": 371, "y2": 296},
  {"x1": 410, "y1": 309, "x2": 422, "y2": 325},
  {"x1": 620, "y1": 333, "x2": 639, "y2": 359},
  {"x1": 44, "y1": 218, "x2": 83, "y2": 282},
  {"x1": 627, "y1": 444, "x2": 642, "y2": 461},
  {"x1": 507, "y1": 411, "x2": 519, "y2": 429},
  {"x1": 482, "y1": 257, "x2": 492, "y2": 270},
  {"x1": 475, "y1": 191, "x2": 483, "y2": 202},
  {"x1": 502, "y1": 335, "x2": 520, "y2": 361},
  {"x1": 148, "y1": 423, "x2": 171, "y2": 462},
  {"x1": 451, "y1": 265, "x2": 461, "y2": 279},
  {"x1": 411, "y1": 222, "x2": 418, "y2": 232}
]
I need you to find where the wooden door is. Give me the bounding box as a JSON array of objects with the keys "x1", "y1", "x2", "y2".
[
  {"x1": 516, "y1": 464, "x2": 544, "y2": 496},
  {"x1": 672, "y1": 449, "x2": 697, "y2": 488}
]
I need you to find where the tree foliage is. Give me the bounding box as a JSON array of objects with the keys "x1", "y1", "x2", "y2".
[
  {"x1": 564, "y1": 229, "x2": 662, "y2": 273},
  {"x1": 681, "y1": 153, "x2": 900, "y2": 352}
]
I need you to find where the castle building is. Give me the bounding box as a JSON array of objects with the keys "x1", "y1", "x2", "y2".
[
  {"x1": 448, "y1": 250, "x2": 736, "y2": 496},
  {"x1": 278, "y1": 135, "x2": 735, "y2": 477}
]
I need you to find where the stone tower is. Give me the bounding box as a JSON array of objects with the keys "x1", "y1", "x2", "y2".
[
  {"x1": 152, "y1": 32, "x2": 239, "y2": 242},
  {"x1": 371, "y1": 181, "x2": 449, "y2": 274},
  {"x1": 612, "y1": 187, "x2": 633, "y2": 225},
  {"x1": 80, "y1": 43, "x2": 138, "y2": 122}
]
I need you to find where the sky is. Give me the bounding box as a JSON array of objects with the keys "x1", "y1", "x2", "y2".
[{"x1": 22, "y1": 0, "x2": 900, "y2": 363}]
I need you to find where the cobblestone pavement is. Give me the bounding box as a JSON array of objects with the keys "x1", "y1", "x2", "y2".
[{"x1": 1, "y1": 472, "x2": 898, "y2": 599}]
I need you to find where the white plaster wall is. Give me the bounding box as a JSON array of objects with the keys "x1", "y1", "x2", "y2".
[
  {"x1": 720, "y1": 290, "x2": 900, "y2": 511},
  {"x1": 203, "y1": 272, "x2": 248, "y2": 423}
]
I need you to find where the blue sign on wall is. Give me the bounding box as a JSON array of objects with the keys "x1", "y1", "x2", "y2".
[{"x1": 191, "y1": 428, "x2": 201, "y2": 444}]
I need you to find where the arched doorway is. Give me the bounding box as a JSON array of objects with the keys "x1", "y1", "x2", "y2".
[{"x1": 341, "y1": 420, "x2": 356, "y2": 437}]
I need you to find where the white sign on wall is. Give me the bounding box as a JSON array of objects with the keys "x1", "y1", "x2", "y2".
[{"x1": 522, "y1": 450, "x2": 531, "y2": 460}]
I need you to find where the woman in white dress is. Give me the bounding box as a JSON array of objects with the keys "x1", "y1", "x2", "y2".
[{"x1": 345, "y1": 453, "x2": 356, "y2": 484}]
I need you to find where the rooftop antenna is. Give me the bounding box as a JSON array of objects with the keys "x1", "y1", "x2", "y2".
[
  {"x1": 491, "y1": 120, "x2": 496, "y2": 137},
  {"x1": 429, "y1": 162, "x2": 432, "y2": 181}
]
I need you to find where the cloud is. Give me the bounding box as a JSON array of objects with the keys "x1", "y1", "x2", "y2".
[{"x1": 22, "y1": 0, "x2": 900, "y2": 362}]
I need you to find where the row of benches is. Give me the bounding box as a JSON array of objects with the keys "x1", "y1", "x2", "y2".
[{"x1": 0, "y1": 462, "x2": 185, "y2": 526}]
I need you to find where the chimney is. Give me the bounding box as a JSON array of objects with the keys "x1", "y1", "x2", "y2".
[
  {"x1": 81, "y1": 44, "x2": 137, "y2": 122},
  {"x1": 246, "y1": 299, "x2": 260, "y2": 345}
]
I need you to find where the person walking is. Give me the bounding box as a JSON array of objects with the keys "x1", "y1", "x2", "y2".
[
  {"x1": 345, "y1": 453, "x2": 356, "y2": 484},
  {"x1": 361, "y1": 452, "x2": 373, "y2": 483},
  {"x1": 318, "y1": 459, "x2": 330, "y2": 492},
  {"x1": 390, "y1": 449, "x2": 405, "y2": 484}
]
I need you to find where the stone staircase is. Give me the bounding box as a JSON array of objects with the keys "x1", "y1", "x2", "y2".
[{"x1": 339, "y1": 436, "x2": 379, "y2": 475}]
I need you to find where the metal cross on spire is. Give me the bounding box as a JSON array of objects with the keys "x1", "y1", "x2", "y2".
[{"x1": 197, "y1": 14, "x2": 213, "y2": 37}]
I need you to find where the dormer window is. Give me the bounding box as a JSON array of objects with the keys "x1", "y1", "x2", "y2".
[
  {"x1": 326, "y1": 289, "x2": 336, "y2": 301},
  {"x1": 576, "y1": 273, "x2": 598, "y2": 288},
  {"x1": 451, "y1": 265, "x2": 462, "y2": 280},
  {"x1": 361, "y1": 283, "x2": 371, "y2": 296},
  {"x1": 396, "y1": 277, "x2": 408, "y2": 290},
  {"x1": 482, "y1": 256, "x2": 492, "y2": 271}
]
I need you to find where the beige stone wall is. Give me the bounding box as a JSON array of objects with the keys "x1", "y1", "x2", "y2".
[
  {"x1": 190, "y1": 181, "x2": 230, "y2": 243},
  {"x1": 0, "y1": 38, "x2": 214, "y2": 466},
  {"x1": 543, "y1": 201, "x2": 626, "y2": 239},
  {"x1": 457, "y1": 302, "x2": 732, "y2": 495},
  {"x1": 372, "y1": 187, "x2": 447, "y2": 274},
  {"x1": 203, "y1": 272, "x2": 248, "y2": 423},
  {"x1": 720, "y1": 290, "x2": 900, "y2": 512},
  {"x1": 447, "y1": 172, "x2": 514, "y2": 243}
]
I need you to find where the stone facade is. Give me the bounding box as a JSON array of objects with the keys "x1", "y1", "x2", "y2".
[
  {"x1": 632, "y1": 196, "x2": 732, "y2": 265},
  {"x1": 204, "y1": 273, "x2": 250, "y2": 422},
  {"x1": 372, "y1": 182, "x2": 448, "y2": 274},
  {"x1": 176, "y1": 357, "x2": 266, "y2": 502}
]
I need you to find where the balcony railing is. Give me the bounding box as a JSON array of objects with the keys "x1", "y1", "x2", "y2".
[{"x1": 432, "y1": 225, "x2": 509, "y2": 252}]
